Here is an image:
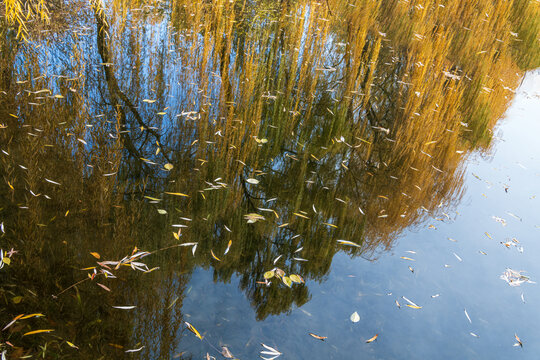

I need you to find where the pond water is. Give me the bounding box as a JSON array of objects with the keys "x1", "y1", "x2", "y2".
[{"x1": 1, "y1": 1, "x2": 540, "y2": 359}]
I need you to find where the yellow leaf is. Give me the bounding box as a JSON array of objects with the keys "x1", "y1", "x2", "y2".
[
  {"x1": 185, "y1": 322, "x2": 203, "y2": 340},
  {"x1": 66, "y1": 341, "x2": 79, "y2": 349},
  {"x1": 3, "y1": 257, "x2": 11, "y2": 265},
  {"x1": 164, "y1": 192, "x2": 189, "y2": 197},
  {"x1": 144, "y1": 196, "x2": 162, "y2": 201},
  {"x1": 20, "y1": 313, "x2": 44, "y2": 319},
  {"x1": 211, "y1": 250, "x2": 221, "y2": 261},
  {"x1": 23, "y1": 329, "x2": 54, "y2": 336},
  {"x1": 406, "y1": 304, "x2": 422, "y2": 309},
  {"x1": 264, "y1": 270, "x2": 275, "y2": 279},
  {"x1": 164, "y1": 163, "x2": 174, "y2": 171},
  {"x1": 293, "y1": 212, "x2": 309, "y2": 219},
  {"x1": 282, "y1": 276, "x2": 292, "y2": 287},
  {"x1": 289, "y1": 274, "x2": 304, "y2": 283},
  {"x1": 12, "y1": 296, "x2": 23, "y2": 304},
  {"x1": 173, "y1": 232, "x2": 180, "y2": 240},
  {"x1": 90, "y1": 252, "x2": 100, "y2": 259}
]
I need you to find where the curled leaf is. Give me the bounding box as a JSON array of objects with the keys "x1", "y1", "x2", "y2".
[
  {"x1": 309, "y1": 333, "x2": 327, "y2": 341},
  {"x1": 366, "y1": 334, "x2": 378, "y2": 343}
]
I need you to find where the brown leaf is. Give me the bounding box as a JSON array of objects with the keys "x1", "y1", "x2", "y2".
[
  {"x1": 309, "y1": 333, "x2": 327, "y2": 341},
  {"x1": 366, "y1": 334, "x2": 378, "y2": 343}
]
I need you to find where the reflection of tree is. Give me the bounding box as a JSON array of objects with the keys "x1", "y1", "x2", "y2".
[{"x1": 0, "y1": 0, "x2": 539, "y2": 356}]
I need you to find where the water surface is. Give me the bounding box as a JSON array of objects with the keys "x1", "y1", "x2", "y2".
[{"x1": 1, "y1": 1, "x2": 540, "y2": 358}]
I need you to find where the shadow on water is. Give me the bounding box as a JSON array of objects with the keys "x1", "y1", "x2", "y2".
[{"x1": 0, "y1": 0, "x2": 539, "y2": 358}]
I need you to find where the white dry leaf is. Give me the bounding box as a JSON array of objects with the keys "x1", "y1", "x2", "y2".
[
  {"x1": 246, "y1": 178, "x2": 259, "y2": 184},
  {"x1": 350, "y1": 311, "x2": 360, "y2": 323},
  {"x1": 500, "y1": 268, "x2": 535, "y2": 287},
  {"x1": 125, "y1": 346, "x2": 145, "y2": 353}
]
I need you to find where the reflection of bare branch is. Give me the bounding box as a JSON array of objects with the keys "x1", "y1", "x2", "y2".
[{"x1": 94, "y1": 6, "x2": 171, "y2": 164}]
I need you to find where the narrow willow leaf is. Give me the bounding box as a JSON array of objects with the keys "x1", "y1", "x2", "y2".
[
  {"x1": 366, "y1": 334, "x2": 378, "y2": 343},
  {"x1": 185, "y1": 322, "x2": 203, "y2": 340},
  {"x1": 211, "y1": 250, "x2": 221, "y2": 261},
  {"x1": 164, "y1": 192, "x2": 189, "y2": 197},
  {"x1": 309, "y1": 333, "x2": 327, "y2": 340},
  {"x1": 23, "y1": 329, "x2": 54, "y2": 336}
]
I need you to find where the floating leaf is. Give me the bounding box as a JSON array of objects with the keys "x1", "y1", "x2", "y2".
[
  {"x1": 406, "y1": 305, "x2": 422, "y2": 309},
  {"x1": 282, "y1": 276, "x2": 292, "y2": 287},
  {"x1": 97, "y1": 283, "x2": 111, "y2": 292},
  {"x1": 221, "y1": 346, "x2": 234, "y2": 358},
  {"x1": 275, "y1": 268, "x2": 285, "y2": 278},
  {"x1": 264, "y1": 270, "x2": 275, "y2": 279},
  {"x1": 185, "y1": 322, "x2": 203, "y2": 340},
  {"x1": 157, "y1": 209, "x2": 167, "y2": 215},
  {"x1": 125, "y1": 346, "x2": 145, "y2": 353},
  {"x1": 20, "y1": 313, "x2": 44, "y2": 320},
  {"x1": 350, "y1": 311, "x2": 360, "y2": 323},
  {"x1": 66, "y1": 341, "x2": 79, "y2": 349},
  {"x1": 144, "y1": 196, "x2": 161, "y2": 201},
  {"x1": 142, "y1": 99, "x2": 156, "y2": 103},
  {"x1": 260, "y1": 343, "x2": 281, "y2": 356},
  {"x1": 12, "y1": 296, "x2": 23, "y2": 304},
  {"x1": 2, "y1": 257, "x2": 11, "y2": 265},
  {"x1": 246, "y1": 178, "x2": 259, "y2": 184},
  {"x1": 515, "y1": 333, "x2": 523, "y2": 347},
  {"x1": 309, "y1": 333, "x2": 327, "y2": 341},
  {"x1": 2, "y1": 314, "x2": 24, "y2": 331},
  {"x1": 90, "y1": 252, "x2": 100, "y2": 259},
  {"x1": 337, "y1": 240, "x2": 361, "y2": 247},
  {"x1": 224, "y1": 240, "x2": 232, "y2": 255},
  {"x1": 23, "y1": 329, "x2": 54, "y2": 336},
  {"x1": 112, "y1": 306, "x2": 136, "y2": 310},
  {"x1": 210, "y1": 250, "x2": 221, "y2": 261},
  {"x1": 289, "y1": 274, "x2": 304, "y2": 284},
  {"x1": 244, "y1": 213, "x2": 265, "y2": 223},
  {"x1": 165, "y1": 192, "x2": 189, "y2": 197},
  {"x1": 365, "y1": 334, "x2": 378, "y2": 343},
  {"x1": 164, "y1": 163, "x2": 174, "y2": 171}
]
